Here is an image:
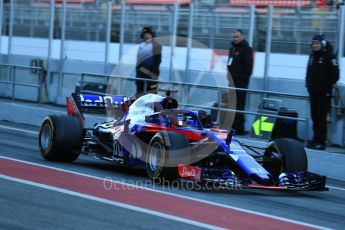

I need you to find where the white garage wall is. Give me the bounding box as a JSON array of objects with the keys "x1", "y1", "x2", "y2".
[{"x1": 1, "y1": 36, "x2": 344, "y2": 84}]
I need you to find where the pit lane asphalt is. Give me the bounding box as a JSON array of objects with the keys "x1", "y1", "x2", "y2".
[
  {"x1": 0, "y1": 179, "x2": 203, "y2": 230},
  {"x1": 1, "y1": 121, "x2": 345, "y2": 229}
]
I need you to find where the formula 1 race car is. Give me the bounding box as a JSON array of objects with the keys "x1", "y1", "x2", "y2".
[{"x1": 38, "y1": 93, "x2": 327, "y2": 191}]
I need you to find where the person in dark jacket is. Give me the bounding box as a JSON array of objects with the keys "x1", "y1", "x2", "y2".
[
  {"x1": 226, "y1": 29, "x2": 253, "y2": 135},
  {"x1": 136, "y1": 27, "x2": 162, "y2": 96},
  {"x1": 306, "y1": 34, "x2": 339, "y2": 150}
]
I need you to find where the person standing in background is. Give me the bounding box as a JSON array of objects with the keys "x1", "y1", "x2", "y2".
[
  {"x1": 227, "y1": 29, "x2": 253, "y2": 135},
  {"x1": 306, "y1": 35, "x2": 339, "y2": 150},
  {"x1": 136, "y1": 27, "x2": 162, "y2": 96}
]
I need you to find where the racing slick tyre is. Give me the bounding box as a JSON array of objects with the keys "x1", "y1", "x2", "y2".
[
  {"x1": 39, "y1": 115, "x2": 83, "y2": 162},
  {"x1": 146, "y1": 131, "x2": 192, "y2": 180},
  {"x1": 263, "y1": 138, "x2": 308, "y2": 179}
]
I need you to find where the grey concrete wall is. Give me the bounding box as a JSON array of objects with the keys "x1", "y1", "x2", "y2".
[
  {"x1": 0, "y1": 99, "x2": 105, "y2": 129},
  {"x1": 1, "y1": 54, "x2": 344, "y2": 144}
]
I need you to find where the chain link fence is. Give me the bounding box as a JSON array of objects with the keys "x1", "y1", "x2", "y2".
[{"x1": 1, "y1": 1, "x2": 343, "y2": 56}]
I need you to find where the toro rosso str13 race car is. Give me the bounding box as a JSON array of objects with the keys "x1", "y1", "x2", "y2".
[{"x1": 38, "y1": 93, "x2": 327, "y2": 191}]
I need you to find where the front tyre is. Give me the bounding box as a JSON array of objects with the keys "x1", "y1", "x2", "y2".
[
  {"x1": 39, "y1": 115, "x2": 83, "y2": 162},
  {"x1": 263, "y1": 138, "x2": 308, "y2": 179},
  {"x1": 146, "y1": 132, "x2": 191, "y2": 180}
]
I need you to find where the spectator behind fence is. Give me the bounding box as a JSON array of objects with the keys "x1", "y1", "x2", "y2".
[
  {"x1": 136, "y1": 27, "x2": 162, "y2": 96},
  {"x1": 306, "y1": 35, "x2": 339, "y2": 150},
  {"x1": 226, "y1": 29, "x2": 253, "y2": 135}
]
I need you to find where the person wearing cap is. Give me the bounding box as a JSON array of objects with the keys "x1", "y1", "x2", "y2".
[
  {"x1": 306, "y1": 35, "x2": 339, "y2": 150},
  {"x1": 225, "y1": 29, "x2": 253, "y2": 135},
  {"x1": 136, "y1": 27, "x2": 162, "y2": 96}
]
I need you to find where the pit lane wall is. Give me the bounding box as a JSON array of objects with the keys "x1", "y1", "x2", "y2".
[
  {"x1": 0, "y1": 99, "x2": 105, "y2": 129},
  {"x1": 1, "y1": 36, "x2": 345, "y2": 83},
  {"x1": 0, "y1": 36, "x2": 345, "y2": 144}
]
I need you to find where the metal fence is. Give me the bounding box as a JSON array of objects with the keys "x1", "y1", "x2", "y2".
[
  {"x1": 0, "y1": 0, "x2": 344, "y2": 145},
  {"x1": 1, "y1": 1, "x2": 344, "y2": 57},
  {"x1": 1, "y1": 1, "x2": 344, "y2": 93},
  {"x1": 0, "y1": 63, "x2": 43, "y2": 103}
]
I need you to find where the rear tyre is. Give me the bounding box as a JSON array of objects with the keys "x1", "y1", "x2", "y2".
[
  {"x1": 146, "y1": 131, "x2": 191, "y2": 180},
  {"x1": 263, "y1": 138, "x2": 308, "y2": 179},
  {"x1": 38, "y1": 115, "x2": 83, "y2": 162}
]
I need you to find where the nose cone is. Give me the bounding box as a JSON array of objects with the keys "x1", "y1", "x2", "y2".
[{"x1": 250, "y1": 173, "x2": 272, "y2": 185}]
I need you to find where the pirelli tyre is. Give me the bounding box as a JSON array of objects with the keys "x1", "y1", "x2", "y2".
[
  {"x1": 263, "y1": 138, "x2": 308, "y2": 179},
  {"x1": 39, "y1": 115, "x2": 83, "y2": 162},
  {"x1": 146, "y1": 131, "x2": 192, "y2": 180}
]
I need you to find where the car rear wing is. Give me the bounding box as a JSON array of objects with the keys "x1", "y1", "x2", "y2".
[{"x1": 66, "y1": 93, "x2": 132, "y2": 126}]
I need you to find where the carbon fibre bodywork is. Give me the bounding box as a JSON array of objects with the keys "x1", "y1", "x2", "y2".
[{"x1": 65, "y1": 93, "x2": 327, "y2": 191}]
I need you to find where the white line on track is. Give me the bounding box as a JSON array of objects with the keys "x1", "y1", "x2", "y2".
[
  {"x1": 1, "y1": 125, "x2": 344, "y2": 227},
  {"x1": 328, "y1": 186, "x2": 345, "y2": 192},
  {"x1": 0, "y1": 124, "x2": 38, "y2": 135},
  {"x1": 0, "y1": 174, "x2": 224, "y2": 230},
  {"x1": 0, "y1": 156, "x2": 328, "y2": 230}
]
